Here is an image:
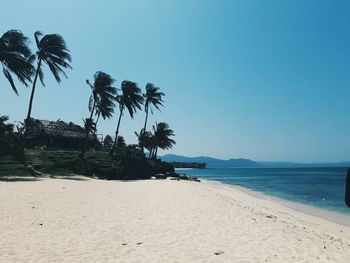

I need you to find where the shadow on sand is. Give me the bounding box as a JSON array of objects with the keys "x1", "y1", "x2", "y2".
[
  {"x1": 0, "y1": 177, "x2": 42, "y2": 182},
  {"x1": 50, "y1": 175, "x2": 90, "y2": 181}
]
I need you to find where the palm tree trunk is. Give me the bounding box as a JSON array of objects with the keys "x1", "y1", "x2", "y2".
[
  {"x1": 150, "y1": 146, "x2": 156, "y2": 159},
  {"x1": 111, "y1": 107, "x2": 123, "y2": 154},
  {"x1": 80, "y1": 102, "x2": 96, "y2": 158},
  {"x1": 96, "y1": 112, "x2": 101, "y2": 125},
  {"x1": 26, "y1": 59, "x2": 41, "y2": 122},
  {"x1": 143, "y1": 105, "x2": 149, "y2": 132},
  {"x1": 24, "y1": 59, "x2": 41, "y2": 140},
  {"x1": 140, "y1": 105, "x2": 149, "y2": 153},
  {"x1": 153, "y1": 147, "x2": 158, "y2": 159}
]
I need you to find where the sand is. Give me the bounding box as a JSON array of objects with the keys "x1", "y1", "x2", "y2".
[{"x1": 1, "y1": 177, "x2": 350, "y2": 262}]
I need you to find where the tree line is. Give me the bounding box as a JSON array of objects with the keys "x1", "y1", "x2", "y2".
[{"x1": 0, "y1": 30, "x2": 175, "y2": 159}]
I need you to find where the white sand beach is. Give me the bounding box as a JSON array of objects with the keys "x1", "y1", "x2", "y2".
[{"x1": 1, "y1": 177, "x2": 350, "y2": 262}]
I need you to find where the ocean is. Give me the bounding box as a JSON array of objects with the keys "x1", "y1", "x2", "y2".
[{"x1": 176, "y1": 167, "x2": 350, "y2": 215}]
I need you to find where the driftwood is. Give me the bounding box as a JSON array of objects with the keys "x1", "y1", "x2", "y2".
[{"x1": 345, "y1": 168, "x2": 350, "y2": 207}]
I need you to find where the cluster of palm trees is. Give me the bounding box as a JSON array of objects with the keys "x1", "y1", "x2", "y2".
[
  {"x1": 1, "y1": 29, "x2": 175, "y2": 159},
  {"x1": 82, "y1": 70, "x2": 175, "y2": 159}
]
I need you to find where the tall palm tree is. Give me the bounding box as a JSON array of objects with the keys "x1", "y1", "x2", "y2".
[
  {"x1": 143, "y1": 83, "x2": 164, "y2": 132},
  {"x1": 81, "y1": 71, "x2": 117, "y2": 157},
  {"x1": 26, "y1": 31, "x2": 72, "y2": 122},
  {"x1": 151, "y1": 122, "x2": 175, "y2": 159},
  {"x1": 111, "y1": 80, "x2": 144, "y2": 153},
  {"x1": 0, "y1": 30, "x2": 34, "y2": 95}
]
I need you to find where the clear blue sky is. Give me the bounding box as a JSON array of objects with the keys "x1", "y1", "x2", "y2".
[{"x1": 1, "y1": 0, "x2": 350, "y2": 162}]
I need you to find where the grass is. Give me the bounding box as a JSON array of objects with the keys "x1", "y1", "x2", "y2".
[{"x1": 1, "y1": 148, "x2": 173, "y2": 180}]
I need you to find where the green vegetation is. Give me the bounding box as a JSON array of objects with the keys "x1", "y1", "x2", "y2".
[
  {"x1": 1, "y1": 29, "x2": 177, "y2": 181},
  {"x1": 0, "y1": 116, "x2": 24, "y2": 161},
  {"x1": 1, "y1": 148, "x2": 174, "y2": 180}
]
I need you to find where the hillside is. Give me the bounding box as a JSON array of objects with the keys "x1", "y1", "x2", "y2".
[{"x1": 161, "y1": 154, "x2": 262, "y2": 168}]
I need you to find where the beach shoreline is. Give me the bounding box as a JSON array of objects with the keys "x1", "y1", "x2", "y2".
[
  {"x1": 1, "y1": 177, "x2": 350, "y2": 262},
  {"x1": 204, "y1": 178, "x2": 350, "y2": 228}
]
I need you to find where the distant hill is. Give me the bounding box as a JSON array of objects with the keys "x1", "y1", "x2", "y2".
[
  {"x1": 161, "y1": 154, "x2": 350, "y2": 168},
  {"x1": 160, "y1": 154, "x2": 262, "y2": 168},
  {"x1": 260, "y1": 161, "x2": 350, "y2": 168}
]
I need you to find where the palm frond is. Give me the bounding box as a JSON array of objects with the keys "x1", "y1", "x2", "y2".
[
  {"x1": 120, "y1": 80, "x2": 144, "y2": 118},
  {"x1": 87, "y1": 71, "x2": 117, "y2": 120},
  {"x1": 35, "y1": 32, "x2": 72, "y2": 84},
  {"x1": 2, "y1": 68, "x2": 18, "y2": 95},
  {"x1": 1, "y1": 30, "x2": 34, "y2": 93},
  {"x1": 34, "y1": 31, "x2": 43, "y2": 49}
]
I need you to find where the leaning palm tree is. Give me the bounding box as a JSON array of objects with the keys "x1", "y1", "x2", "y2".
[
  {"x1": 26, "y1": 31, "x2": 72, "y2": 122},
  {"x1": 81, "y1": 71, "x2": 117, "y2": 157},
  {"x1": 151, "y1": 122, "x2": 175, "y2": 159},
  {"x1": 95, "y1": 94, "x2": 116, "y2": 125},
  {"x1": 0, "y1": 30, "x2": 34, "y2": 95},
  {"x1": 111, "y1": 80, "x2": 144, "y2": 153},
  {"x1": 143, "y1": 83, "x2": 164, "y2": 132}
]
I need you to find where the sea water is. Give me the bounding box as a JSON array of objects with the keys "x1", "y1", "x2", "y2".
[{"x1": 177, "y1": 167, "x2": 350, "y2": 215}]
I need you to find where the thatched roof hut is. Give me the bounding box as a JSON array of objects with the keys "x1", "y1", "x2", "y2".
[{"x1": 26, "y1": 119, "x2": 97, "y2": 150}]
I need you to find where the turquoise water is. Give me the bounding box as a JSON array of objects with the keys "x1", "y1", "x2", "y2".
[{"x1": 177, "y1": 167, "x2": 350, "y2": 215}]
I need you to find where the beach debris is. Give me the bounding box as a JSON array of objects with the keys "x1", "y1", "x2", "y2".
[
  {"x1": 251, "y1": 218, "x2": 256, "y2": 221},
  {"x1": 266, "y1": 215, "x2": 277, "y2": 220},
  {"x1": 153, "y1": 172, "x2": 201, "y2": 182},
  {"x1": 214, "y1": 251, "x2": 224, "y2": 255},
  {"x1": 154, "y1": 173, "x2": 167, "y2": 179},
  {"x1": 136, "y1": 242, "x2": 143, "y2": 245},
  {"x1": 122, "y1": 243, "x2": 127, "y2": 246},
  {"x1": 175, "y1": 173, "x2": 201, "y2": 182},
  {"x1": 32, "y1": 206, "x2": 35, "y2": 209},
  {"x1": 38, "y1": 223, "x2": 43, "y2": 226}
]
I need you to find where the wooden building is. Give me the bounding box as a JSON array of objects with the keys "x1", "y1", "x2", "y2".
[{"x1": 26, "y1": 119, "x2": 98, "y2": 150}]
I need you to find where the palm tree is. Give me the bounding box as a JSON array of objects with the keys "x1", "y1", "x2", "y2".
[
  {"x1": 135, "y1": 129, "x2": 154, "y2": 157},
  {"x1": 116, "y1": 136, "x2": 126, "y2": 148},
  {"x1": 143, "y1": 83, "x2": 164, "y2": 132},
  {"x1": 26, "y1": 31, "x2": 72, "y2": 122},
  {"x1": 81, "y1": 71, "x2": 117, "y2": 157},
  {"x1": 0, "y1": 30, "x2": 34, "y2": 95},
  {"x1": 111, "y1": 80, "x2": 144, "y2": 153},
  {"x1": 151, "y1": 122, "x2": 175, "y2": 159},
  {"x1": 95, "y1": 94, "x2": 116, "y2": 125},
  {"x1": 103, "y1": 135, "x2": 114, "y2": 152}
]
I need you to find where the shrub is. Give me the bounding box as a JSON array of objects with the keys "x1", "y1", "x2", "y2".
[{"x1": 108, "y1": 146, "x2": 152, "y2": 180}]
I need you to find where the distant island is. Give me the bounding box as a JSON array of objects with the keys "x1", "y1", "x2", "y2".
[
  {"x1": 161, "y1": 154, "x2": 350, "y2": 168},
  {"x1": 170, "y1": 162, "x2": 206, "y2": 169},
  {"x1": 161, "y1": 154, "x2": 262, "y2": 168}
]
